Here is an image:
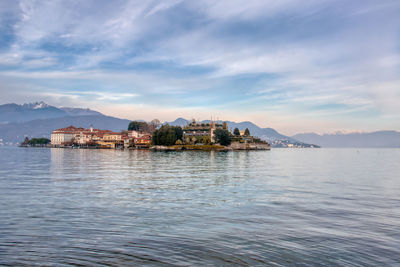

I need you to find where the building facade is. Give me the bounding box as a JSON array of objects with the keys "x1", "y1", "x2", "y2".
[
  {"x1": 51, "y1": 126, "x2": 114, "y2": 146},
  {"x1": 183, "y1": 119, "x2": 227, "y2": 143},
  {"x1": 51, "y1": 125, "x2": 150, "y2": 149},
  {"x1": 51, "y1": 126, "x2": 80, "y2": 145}
]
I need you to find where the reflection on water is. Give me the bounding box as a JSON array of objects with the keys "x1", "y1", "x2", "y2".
[{"x1": 1, "y1": 147, "x2": 399, "y2": 265}]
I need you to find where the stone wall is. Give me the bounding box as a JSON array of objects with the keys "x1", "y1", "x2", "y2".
[{"x1": 229, "y1": 142, "x2": 270, "y2": 150}]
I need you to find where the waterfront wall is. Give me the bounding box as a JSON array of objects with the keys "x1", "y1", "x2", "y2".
[{"x1": 229, "y1": 142, "x2": 270, "y2": 150}]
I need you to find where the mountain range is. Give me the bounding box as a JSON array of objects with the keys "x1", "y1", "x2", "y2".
[
  {"x1": 292, "y1": 131, "x2": 400, "y2": 148},
  {"x1": 0, "y1": 102, "x2": 130, "y2": 144},
  {"x1": 0, "y1": 101, "x2": 102, "y2": 124},
  {"x1": 0, "y1": 101, "x2": 308, "y2": 147},
  {"x1": 0, "y1": 101, "x2": 399, "y2": 147}
]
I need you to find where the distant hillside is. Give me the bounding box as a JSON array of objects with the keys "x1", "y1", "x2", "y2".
[
  {"x1": 226, "y1": 121, "x2": 294, "y2": 142},
  {"x1": 169, "y1": 118, "x2": 190, "y2": 127},
  {"x1": 0, "y1": 115, "x2": 131, "y2": 144},
  {"x1": 0, "y1": 101, "x2": 103, "y2": 124},
  {"x1": 60, "y1": 107, "x2": 103, "y2": 116},
  {"x1": 0, "y1": 102, "x2": 67, "y2": 124},
  {"x1": 292, "y1": 131, "x2": 400, "y2": 148}
]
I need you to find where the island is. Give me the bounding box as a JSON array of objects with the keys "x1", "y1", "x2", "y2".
[{"x1": 48, "y1": 119, "x2": 270, "y2": 151}]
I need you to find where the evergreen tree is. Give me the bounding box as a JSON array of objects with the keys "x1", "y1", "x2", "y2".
[
  {"x1": 174, "y1": 126, "x2": 183, "y2": 141},
  {"x1": 244, "y1": 128, "x2": 250, "y2": 136},
  {"x1": 166, "y1": 129, "x2": 176, "y2": 146},
  {"x1": 151, "y1": 124, "x2": 183, "y2": 146},
  {"x1": 214, "y1": 129, "x2": 231, "y2": 146},
  {"x1": 151, "y1": 131, "x2": 159, "y2": 145},
  {"x1": 233, "y1": 127, "x2": 240, "y2": 136}
]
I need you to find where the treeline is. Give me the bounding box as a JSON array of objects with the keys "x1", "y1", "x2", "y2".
[
  {"x1": 28, "y1": 138, "x2": 51, "y2": 145},
  {"x1": 128, "y1": 119, "x2": 161, "y2": 132},
  {"x1": 152, "y1": 125, "x2": 183, "y2": 146},
  {"x1": 21, "y1": 137, "x2": 51, "y2": 146}
]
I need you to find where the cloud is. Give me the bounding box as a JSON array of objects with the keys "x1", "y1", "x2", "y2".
[
  {"x1": 0, "y1": 0, "x2": 399, "y2": 134},
  {"x1": 42, "y1": 91, "x2": 138, "y2": 101}
]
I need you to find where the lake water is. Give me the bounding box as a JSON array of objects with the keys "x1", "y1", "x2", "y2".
[{"x1": 0, "y1": 147, "x2": 399, "y2": 266}]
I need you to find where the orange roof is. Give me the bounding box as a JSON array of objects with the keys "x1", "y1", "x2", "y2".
[
  {"x1": 104, "y1": 132, "x2": 121, "y2": 135},
  {"x1": 52, "y1": 125, "x2": 113, "y2": 134}
]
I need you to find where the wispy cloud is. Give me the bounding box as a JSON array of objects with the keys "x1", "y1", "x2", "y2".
[{"x1": 0, "y1": 0, "x2": 399, "y2": 134}]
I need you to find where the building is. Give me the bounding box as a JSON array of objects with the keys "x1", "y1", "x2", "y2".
[
  {"x1": 127, "y1": 130, "x2": 147, "y2": 138},
  {"x1": 51, "y1": 126, "x2": 80, "y2": 145},
  {"x1": 134, "y1": 134, "x2": 151, "y2": 148},
  {"x1": 183, "y1": 119, "x2": 227, "y2": 143},
  {"x1": 103, "y1": 132, "x2": 123, "y2": 141},
  {"x1": 51, "y1": 125, "x2": 113, "y2": 147},
  {"x1": 99, "y1": 132, "x2": 124, "y2": 149},
  {"x1": 51, "y1": 125, "x2": 150, "y2": 149}
]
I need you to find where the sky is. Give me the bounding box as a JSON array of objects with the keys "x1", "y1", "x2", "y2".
[{"x1": 0, "y1": 0, "x2": 399, "y2": 135}]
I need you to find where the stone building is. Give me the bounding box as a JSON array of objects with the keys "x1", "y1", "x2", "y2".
[{"x1": 183, "y1": 119, "x2": 227, "y2": 143}]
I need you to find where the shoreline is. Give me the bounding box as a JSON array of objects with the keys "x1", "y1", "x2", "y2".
[
  {"x1": 18, "y1": 144, "x2": 271, "y2": 151},
  {"x1": 151, "y1": 144, "x2": 270, "y2": 151}
]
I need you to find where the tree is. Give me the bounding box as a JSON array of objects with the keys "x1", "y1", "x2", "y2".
[
  {"x1": 150, "y1": 119, "x2": 161, "y2": 131},
  {"x1": 151, "y1": 124, "x2": 184, "y2": 146},
  {"x1": 166, "y1": 129, "x2": 176, "y2": 146},
  {"x1": 128, "y1": 121, "x2": 149, "y2": 132},
  {"x1": 214, "y1": 129, "x2": 231, "y2": 146},
  {"x1": 203, "y1": 136, "x2": 211, "y2": 145},
  {"x1": 28, "y1": 138, "x2": 51, "y2": 146},
  {"x1": 233, "y1": 127, "x2": 240, "y2": 136},
  {"x1": 174, "y1": 126, "x2": 183, "y2": 141},
  {"x1": 244, "y1": 128, "x2": 250, "y2": 136}
]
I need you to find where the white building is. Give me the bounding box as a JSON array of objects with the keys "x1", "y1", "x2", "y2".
[
  {"x1": 128, "y1": 130, "x2": 146, "y2": 138},
  {"x1": 51, "y1": 126, "x2": 77, "y2": 145},
  {"x1": 51, "y1": 125, "x2": 115, "y2": 146}
]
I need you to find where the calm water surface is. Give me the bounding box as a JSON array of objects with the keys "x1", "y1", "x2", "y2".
[{"x1": 0, "y1": 147, "x2": 399, "y2": 266}]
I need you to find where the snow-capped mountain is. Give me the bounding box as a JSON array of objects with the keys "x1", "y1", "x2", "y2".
[
  {"x1": 21, "y1": 101, "x2": 52, "y2": 110},
  {"x1": 0, "y1": 101, "x2": 103, "y2": 124},
  {"x1": 59, "y1": 107, "x2": 102, "y2": 116}
]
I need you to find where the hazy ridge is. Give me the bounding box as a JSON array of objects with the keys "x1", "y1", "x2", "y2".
[{"x1": 292, "y1": 131, "x2": 400, "y2": 148}]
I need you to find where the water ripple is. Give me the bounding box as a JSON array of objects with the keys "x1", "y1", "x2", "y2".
[{"x1": 0, "y1": 147, "x2": 399, "y2": 265}]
